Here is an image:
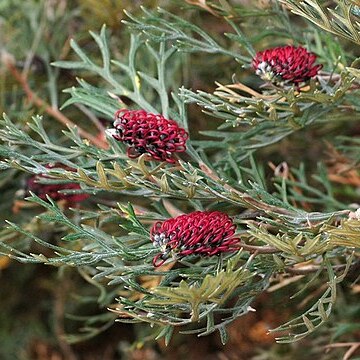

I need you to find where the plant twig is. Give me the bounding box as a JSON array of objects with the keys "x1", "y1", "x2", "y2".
[
  {"x1": 199, "y1": 162, "x2": 294, "y2": 216},
  {"x1": 238, "y1": 241, "x2": 279, "y2": 254},
  {"x1": 4, "y1": 58, "x2": 108, "y2": 149},
  {"x1": 286, "y1": 264, "x2": 347, "y2": 275},
  {"x1": 325, "y1": 342, "x2": 360, "y2": 360},
  {"x1": 75, "y1": 103, "x2": 107, "y2": 133}
]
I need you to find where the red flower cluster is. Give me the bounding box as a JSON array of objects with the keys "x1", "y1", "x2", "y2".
[
  {"x1": 252, "y1": 45, "x2": 322, "y2": 85},
  {"x1": 109, "y1": 109, "x2": 188, "y2": 163},
  {"x1": 27, "y1": 164, "x2": 89, "y2": 206},
  {"x1": 150, "y1": 211, "x2": 239, "y2": 267}
]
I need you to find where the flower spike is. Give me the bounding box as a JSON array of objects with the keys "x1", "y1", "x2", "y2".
[
  {"x1": 26, "y1": 163, "x2": 88, "y2": 206},
  {"x1": 109, "y1": 109, "x2": 188, "y2": 163},
  {"x1": 150, "y1": 211, "x2": 239, "y2": 267},
  {"x1": 252, "y1": 45, "x2": 322, "y2": 86}
]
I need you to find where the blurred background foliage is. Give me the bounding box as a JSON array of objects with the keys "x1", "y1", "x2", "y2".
[{"x1": 0, "y1": 0, "x2": 359, "y2": 359}]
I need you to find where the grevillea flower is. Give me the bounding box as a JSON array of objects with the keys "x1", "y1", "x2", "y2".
[
  {"x1": 151, "y1": 211, "x2": 239, "y2": 267},
  {"x1": 27, "y1": 164, "x2": 89, "y2": 206},
  {"x1": 252, "y1": 45, "x2": 322, "y2": 85},
  {"x1": 108, "y1": 109, "x2": 188, "y2": 163}
]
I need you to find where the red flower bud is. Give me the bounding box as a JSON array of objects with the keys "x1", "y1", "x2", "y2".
[
  {"x1": 252, "y1": 45, "x2": 322, "y2": 85},
  {"x1": 109, "y1": 109, "x2": 188, "y2": 163},
  {"x1": 151, "y1": 211, "x2": 239, "y2": 267},
  {"x1": 27, "y1": 163, "x2": 89, "y2": 206}
]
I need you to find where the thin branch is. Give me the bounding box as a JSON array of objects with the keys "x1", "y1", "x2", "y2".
[
  {"x1": 285, "y1": 264, "x2": 347, "y2": 275},
  {"x1": 325, "y1": 342, "x2": 360, "y2": 360},
  {"x1": 75, "y1": 103, "x2": 107, "y2": 132},
  {"x1": 238, "y1": 242, "x2": 279, "y2": 254},
  {"x1": 4, "y1": 59, "x2": 108, "y2": 149},
  {"x1": 200, "y1": 162, "x2": 295, "y2": 216}
]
